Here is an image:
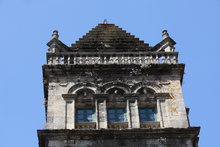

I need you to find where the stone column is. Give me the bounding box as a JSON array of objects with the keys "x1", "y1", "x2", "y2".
[
  {"x1": 156, "y1": 93, "x2": 171, "y2": 128},
  {"x1": 97, "y1": 99, "x2": 107, "y2": 128},
  {"x1": 125, "y1": 94, "x2": 140, "y2": 128},
  {"x1": 129, "y1": 99, "x2": 140, "y2": 128},
  {"x1": 62, "y1": 94, "x2": 77, "y2": 129},
  {"x1": 66, "y1": 100, "x2": 75, "y2": 129},
  {"x1": 126, "y1": 99, "x2": 131, "y2": 128},
  {"x1": 95, "y1": 99, "x2": 99, "y2": 129}
]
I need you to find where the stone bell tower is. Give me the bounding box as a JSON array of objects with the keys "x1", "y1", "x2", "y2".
[{"x1": 38, "y1": 22, "x2": 200, "y2": 147}]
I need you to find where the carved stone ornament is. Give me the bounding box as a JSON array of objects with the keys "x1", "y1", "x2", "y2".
[
  {"x1": 159, "y1": 81, "x2": 171, "y2": 86},
  {"x1": 59, "y1": 81, "x2": 69, "y2": 87},
  {"x1": 159, "y1": 137, "x2": 167, "y2": 144}
]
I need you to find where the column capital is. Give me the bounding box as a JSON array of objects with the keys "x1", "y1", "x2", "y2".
[
  {"x1": 93, "y1": 93, "x2": 109, "y2": 101},
  {"x1": 124, "y1": 93, "x2": 139, "y2": 101},
  {"x1": 62, "y1": 94, "x2": 77, "y2": 102}
]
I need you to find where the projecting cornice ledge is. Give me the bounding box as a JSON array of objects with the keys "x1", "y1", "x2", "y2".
[
  {"x1": 37, "y1": 127, "x2": 200, "y2": 145},
  {"x1": 155, "y1": 93, "x2": 171, "y2": 100},
  {"x1": 62, "y1": 93, "x2": 170, "y2": 101}
]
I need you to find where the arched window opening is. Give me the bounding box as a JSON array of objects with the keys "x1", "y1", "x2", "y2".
[
  {"x1": 75, "y1": 88, "x2": 95, "y2": 103},
  {"x1": 137, "y1": 87, "x2": 155, "y2": 98},
  {"x1": 75, "y1": 88, "x2": 96, "y2": 129},
  {"x1": 106, "y1": 87, "x2": 125, "y2": 103},
  {"x1": 106, "y1": 87, "x2": 125, "y2": 95}
]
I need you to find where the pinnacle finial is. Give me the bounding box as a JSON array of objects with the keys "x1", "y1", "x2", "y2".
[
  {"x1": 162, "y1": 30, "x2": 169, "y2": 39},
  {"x1": 103, "y1": 19, "x2": 108, "y2": 24},
  {"x1": 52, "y1": 30, "x2": 59, "y2": 39}
]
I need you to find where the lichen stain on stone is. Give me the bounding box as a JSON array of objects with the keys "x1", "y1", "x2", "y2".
[{"x1": 168, "y1": 106, "x2": 179, "y2": 114}]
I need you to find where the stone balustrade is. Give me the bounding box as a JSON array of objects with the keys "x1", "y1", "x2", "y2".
[{"x1": 47, "y1": 52, "x2": 178, "y2": 65}]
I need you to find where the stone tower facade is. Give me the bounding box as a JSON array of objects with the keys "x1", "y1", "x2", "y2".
[{"x1": 38, "y1": 23, "x2": 200, "y2": 147}]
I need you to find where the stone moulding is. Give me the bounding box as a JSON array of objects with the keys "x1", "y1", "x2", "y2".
[
  {"x1": 62, "y1": 93, "x2": 170, "y2": 102},
  {"x1": 37, "y1": 127, "x2": 200, "y2": 147}
]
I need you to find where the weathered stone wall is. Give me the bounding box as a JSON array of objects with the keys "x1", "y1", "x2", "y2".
[
  {"x1": 48, "y1": 138, "x2": 193, "y2": 147},
  {"x1": 45, "y1": 74, "x2": 189, "y2": 129}
]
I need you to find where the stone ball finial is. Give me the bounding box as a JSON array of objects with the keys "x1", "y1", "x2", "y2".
[
  {"x1": 162, "y1": 30, "x2": 169, "y2": 39},
  {"x1": 52, "y1": 30, "x2": 59, "y2": 39}
]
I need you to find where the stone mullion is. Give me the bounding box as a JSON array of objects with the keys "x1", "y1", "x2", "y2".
[
  {"x1": 125, "y1": 94, "x2": 140, "y2": 128},
  {"x1": 97, "y1": 99, "x2": 107, "y2": 129},
  {"x1": 126, "y1": 99, "x2": 131, "y2": 128},
  {"x1": 93, "y1": 94, "x2": 109, "y2": 129},
  {"x1": 129, "y1": 99, "x2": 140, "y2": 128},
  {"x1": 95, "y1": 99, "x2": 99, "y2": 129}
]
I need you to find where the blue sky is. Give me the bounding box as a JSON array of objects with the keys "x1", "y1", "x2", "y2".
[{"x1": 0, "y1": 0, "x2": 219, "y2": 146}]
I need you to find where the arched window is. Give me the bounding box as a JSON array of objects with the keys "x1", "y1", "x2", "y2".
[
  {"x1": 75, "y1": 88, "x2": 96, "y2": 127},
  {"x1": 75, "y1": 88, "x2": 95, "y2": 103},
  {"x1": 137, "y1": 87, "x2": 157, "y2": 125},
  {"x1": 106, "y1": 87, "x2": 125, "y2": 95},
  {"x1": 106, "y1": 87, "x2": 125, "y2": 102},
  {"x1": 137, "y1": 87, "x2": 155, "y2": 98},
  {"x1": 106, "y1": 87, "x2": 128, "y2": 128}
]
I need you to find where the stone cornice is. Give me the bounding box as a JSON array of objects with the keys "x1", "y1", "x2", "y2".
[
  {"x1": 62, "y1": 94, "x2": 77, "y2": 102},
  {"x1": 42, "y1": 64, "x2": 185, "y2": 78},
  {"x1": 38, "y1": 127, "x2": 200, "y2": 147}
]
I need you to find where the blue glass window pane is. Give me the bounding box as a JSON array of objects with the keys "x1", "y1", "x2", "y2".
[
  {"x1": 140, "y1": 114, "x2": 146, "y2": 118},
  {"x1": 107, "y1": 108, "x2": 126, "y2": 122},
  {"x1": 87, "y1": 114, "x2": 93, "y2": 121},
  {"x1": 146, "y1": 108, "x2": 154, "y2": 113},
  {"x1": 77, "y1": 114, "x2": 84, "y2": 119},
  {"x1": 109, "y1": 114, "x2": 115, "y2": 119},
  {"x1": 108, "y1": 109, "x2": 115, "y2": 114},
  {"x1": 77, "y1": 119, "x2": 84, "y2": 123},
  {"x1": 76, "y1": 108, "x2": 94, "y2": 122},
  {"x1": 109, "y1": 119, "x2": 114, "y2": 122},
  {"x1": 118, "y1": 119, "x2": 124, "y2": 122},
  {"x1": 117, "y1": 109, "x2": 124, "y2": 113},
  {"x1": 118, "y1": 115, "x2": 124, "y2": 120},
  {"x1": 148, "y1": 114, "x2": 155, "y2": 121},
  {"x1": 139, "y1": 108, "x2": 156, "y2": 122},
  {"x1": 78, "y1": 110, "x2": 84, "y2": 114},
  {"x1": 139, "y1": 109, "x2": 146, "y2": 113},
  {"x1": 86, "y1": 110, "x2": 93, "y2": 114}
]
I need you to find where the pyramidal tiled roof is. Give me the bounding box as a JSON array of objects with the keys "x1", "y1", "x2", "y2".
[{"x1": 70, "y1": 24, "x2": 152, "y2": 52}]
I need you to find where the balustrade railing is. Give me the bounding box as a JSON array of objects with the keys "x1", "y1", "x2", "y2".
[{"x1": 47, "y1": 52, "x2": 178, "y2": 65}]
